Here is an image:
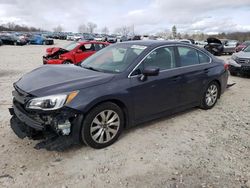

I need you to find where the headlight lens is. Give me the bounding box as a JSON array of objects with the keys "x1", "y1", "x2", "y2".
[
  {"x1": 232, "y1": 55, "x2": 238, "y2": 61},
  {"x1": 26, "y1": 91, "x2": 78, "y2": 111}
]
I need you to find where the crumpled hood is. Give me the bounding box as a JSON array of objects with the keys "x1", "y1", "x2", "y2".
[
  {"x1": 46, "y1": 47, "x2": 68, "y2": 55},
  {"x1": 207, "y1": 38, "x2": 222, "y2": 44},
  {"x1": 15, "y1": 65, "x2": 114, "y2": 96}
]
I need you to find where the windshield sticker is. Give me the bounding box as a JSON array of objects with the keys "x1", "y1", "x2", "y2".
[{"x1": 131, "y1": 45, "x2": 147, "y2": 50}]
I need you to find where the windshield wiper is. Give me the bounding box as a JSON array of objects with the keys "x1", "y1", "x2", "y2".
[{"x1": 82, "y1": 65, "x2": 101, "y2": 72}]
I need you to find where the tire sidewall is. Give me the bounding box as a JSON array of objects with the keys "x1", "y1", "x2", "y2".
[{"x1": 81, "y1": 102, "x2": 124, "y2": 149}]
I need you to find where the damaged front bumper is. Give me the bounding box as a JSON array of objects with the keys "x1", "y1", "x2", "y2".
[
  {"x1": 228, "y1": 59, "x2": 250, "y2": 75},
  {"x1": 9, "y1": 102, "x2": 83, "y2": 151}
]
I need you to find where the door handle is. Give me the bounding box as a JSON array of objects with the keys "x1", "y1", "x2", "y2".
[
  {"x1": 204, "y1": 68, "x2": 209, "y2": 73},
  {"x1": 171, "y1": 76, "x2": 181, "y2": 81}
]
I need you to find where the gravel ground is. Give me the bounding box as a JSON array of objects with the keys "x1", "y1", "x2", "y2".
[{"x1": 0, "y1": 40, "x2": 249, "y2": 188}]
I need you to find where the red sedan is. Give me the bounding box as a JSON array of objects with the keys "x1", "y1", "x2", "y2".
[{"x1": 43, "y1": 41, "x2": 109, "y2": 65}]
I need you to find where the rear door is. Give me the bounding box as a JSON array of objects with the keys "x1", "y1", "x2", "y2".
[
  {"x1": 130, "y1": 46, "x2": 182, "y2": 121},
  {"x1": 176, "y1": 46, "x2": 211, "y2": 105}
]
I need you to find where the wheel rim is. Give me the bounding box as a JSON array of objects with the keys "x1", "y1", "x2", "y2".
[
  {"x1": 205, "y1": 84, "x2": 218, "y2": 106},
  {"x1": 90, "y1": 110, "x2": 120, "y2": 144}
]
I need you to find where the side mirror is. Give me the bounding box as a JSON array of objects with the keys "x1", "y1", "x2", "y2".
[
  {"x1": 142, "y1": 66, "x2": 160, "y2": 76},
  {"x1": 140, "y1": 66, "x2": 159, "y2": 81}
]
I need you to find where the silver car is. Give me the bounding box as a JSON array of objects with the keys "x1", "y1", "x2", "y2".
[{"x1": 228, "y1": 45, "x2": 250, "y2": 76}]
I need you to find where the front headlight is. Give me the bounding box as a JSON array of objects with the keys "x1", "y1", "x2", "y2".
[
  {"x1": 26, "y1": 91, "x2": 78, "y2": 111},
  {"x1": 232, "y1": 55, "x2": 238, "y2": 61}
]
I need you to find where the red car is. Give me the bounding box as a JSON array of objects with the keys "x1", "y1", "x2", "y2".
[
  {"x1": 235, "y1": 41, "x2": 250, "y2": 52},
  {"x1": 43, "y1": 41, "x2": 109, "y2": 65}
]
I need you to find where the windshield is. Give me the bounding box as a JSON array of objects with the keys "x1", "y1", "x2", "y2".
[
  {"x1": 64, "y1": 42, "x2": 79, "y2": 51},
  {"x1": 81, "y1": 43, "x2": 147, "y2": 73},
  {"x1": 243, "y1": 45, "x2": 250, "y2": 52}
]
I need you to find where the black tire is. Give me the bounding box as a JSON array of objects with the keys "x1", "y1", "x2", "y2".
[
  {"x1": 13, "y1": 41, "x2": 17, "y2": 46},
  {"x1": 229, "y1": 70, "x2": 237, "y2": 76},
  {"x1": 62, "y1": 60, "x2": 72, "y2": 64},
  {"x1": 200, "y1": 81, "x2": 220, "y2": 110},
  {"x1": 81, "y1": 102, "x2": 124, "y2": 149}
]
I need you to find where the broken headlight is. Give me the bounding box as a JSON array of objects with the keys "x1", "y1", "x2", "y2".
[{"x1": 26, "y1": 91, "x2": 78, "y2": 111}]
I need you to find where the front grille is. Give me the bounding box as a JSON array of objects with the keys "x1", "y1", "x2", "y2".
[{"x1": 238, "y1": 58, "x2": 250, "y2": 64}]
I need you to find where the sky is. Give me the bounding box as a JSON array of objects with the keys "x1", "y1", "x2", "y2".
[{"x1": 0, "y1": 0, "x2": 250, "y2": 34}]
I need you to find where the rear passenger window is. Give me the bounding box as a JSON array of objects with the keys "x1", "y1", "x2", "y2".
[
  {"x1": 198, "y1": 52, "x2": 210, "y2": 64},
  {"x1": 178, "y1": 47, "x2": 199, "y2": 67}
]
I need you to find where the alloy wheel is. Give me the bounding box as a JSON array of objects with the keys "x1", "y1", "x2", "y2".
[
  {"x1": 205, "y1": 84, "x2": 218, "y2": 107},
  {"x1": 90, "y1": 110, "x2": 120, "y2": 144}
]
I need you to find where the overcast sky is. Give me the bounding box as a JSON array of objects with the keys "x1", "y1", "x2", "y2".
[{"x1": 0, "y1": 0, "x2": 250, "y2": 34}]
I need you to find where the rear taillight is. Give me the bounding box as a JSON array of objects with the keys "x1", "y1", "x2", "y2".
[{"x1": 224, "y1": 63, "x2": 229, "y2": 70}]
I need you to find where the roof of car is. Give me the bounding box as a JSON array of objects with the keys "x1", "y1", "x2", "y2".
[
  {"x1": 120, "y1": 40, "x2": 190, "y2": 47},
  {"x1": 78, "y1": 41, "x2": 109, "y2": 45}
]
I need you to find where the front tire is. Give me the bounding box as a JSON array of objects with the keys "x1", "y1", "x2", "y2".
[
  {"x1": 81, "y1": 102, "x2": 124, "y2": 149},
  {"x1": 62, "y1": 60, "x2": 72, "y2": 64},
  {"x1": 200, "y1": 82, "x2": 220, "y2": 110}
]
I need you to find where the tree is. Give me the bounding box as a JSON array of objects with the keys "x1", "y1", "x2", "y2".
[
  {"x1": 53, "y1": 25, "x2": 63, "y2": 32},
  {"x1": 87, "y1": 22, "x2": 97, "y2": 33},
  {"x1": 78, "y1": 24, "x2": 87, "y2": 33},
  {"x1": 115, "y1": 26, "x2": 131, "y2": 36},
  {"x1": 101, "y1": 26, "x2": 109, "y2": 35},
  {"x1": 177, "y1": 32, "x2": 182, "y2": 39},
  {"x1": 172, "y1": 25, "x2": 177, "y2": 39}
]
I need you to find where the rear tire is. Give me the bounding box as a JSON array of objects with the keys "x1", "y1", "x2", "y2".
[
  {"x1": 81, "y1": 102, "x2": 124, "y2": 149},
  {"x1": 229, "y1": 71, "x2": 237, "y2": 76},
  {"x1": 200, "y1": 81, "x2": 220, "y2": 110}
]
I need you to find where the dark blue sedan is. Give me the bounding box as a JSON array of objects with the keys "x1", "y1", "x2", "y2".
[{"x1": 9, "y1": 41, "x2": 228, "y2": 150}]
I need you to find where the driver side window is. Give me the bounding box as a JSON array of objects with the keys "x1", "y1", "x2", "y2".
[{"x1": 131, "y1": 46, "x2": 176, "y2": 76}]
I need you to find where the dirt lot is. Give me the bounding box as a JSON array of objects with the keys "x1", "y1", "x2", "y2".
[{"x1": 0, "y1": 40, "x2": 249, "y2": 188}]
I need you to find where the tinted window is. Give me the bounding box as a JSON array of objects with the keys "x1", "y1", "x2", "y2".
[
  {"x1": 94, "y1": 44, "x2": 106, "y2": 51},
  {"x1": 198, "y1": 52, "x2": 210, "y2": 64},
  {"x1": 178, "y1": 47, "x2": 199, "y2": 67},
  {"x1": 143, "y1": 47, "x2": 176, "y2": 70}
]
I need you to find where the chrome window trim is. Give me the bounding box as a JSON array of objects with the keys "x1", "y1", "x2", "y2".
[{"x1": 128, "y1": 44, "x2": 212, "y2": 78}]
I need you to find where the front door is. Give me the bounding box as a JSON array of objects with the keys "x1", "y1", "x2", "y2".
[{"x1": 130, "y1": 46, "x2": 182, "y2": 121}]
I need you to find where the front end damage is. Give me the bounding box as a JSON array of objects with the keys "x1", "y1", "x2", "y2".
[
  {"x1": 43, "y1": 47, "x2": 68, "y2": 64},
  {"x1": 9, "y1": 86, "x2": 83, "y2": 151},
  {"x1": 228, "y1": 58, "x2": 250, "y2": 76}
]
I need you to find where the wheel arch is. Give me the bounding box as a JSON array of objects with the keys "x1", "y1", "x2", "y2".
[{"x1": 83, "y1": 99, "x2": 130, "y2": 129}]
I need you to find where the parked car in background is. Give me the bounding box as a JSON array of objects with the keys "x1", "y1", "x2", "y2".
[
  {"x1": 94, "y1": 34, "x2": 104, "y2": 41},
  {"x1": 195, "y1": 41, "x2": 208, "y2": 48},
  {"x1": 204, "y1": 38, "x2": 224, "y2": 56},
  {"x1": 179, "y1": 39, "x2": 195, "y2": 44},
  {"x1": 228, "y1": 45, "x2": 250, "y2": 76},
  {"x1": 43, "y1": 41, "x2": 109, "y2": 65},
  {"x1": 235, "y1": 41, "x2": 250, "y2": 52},
  {"x1": 106, "y1": 35, "x2": 117, "y2": 43},
  {"x1": 66, "y1": 34, "x2": 74, "y2": 41},
  {"x1": 29, "y1": 35, "x2": 54, "y2": 45},
  {"x1": 0, "y1": 35, "x2": 27, "y2": 45},
  {"x1": 9, "y1": 41, "x2": 228, "y2": 150},
  {"x1": 79, "y1": 33, "x2": 95, "y2": 41},
  {"x1": 221, "y1": 39, "x2": 238, "y2": 55}
]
